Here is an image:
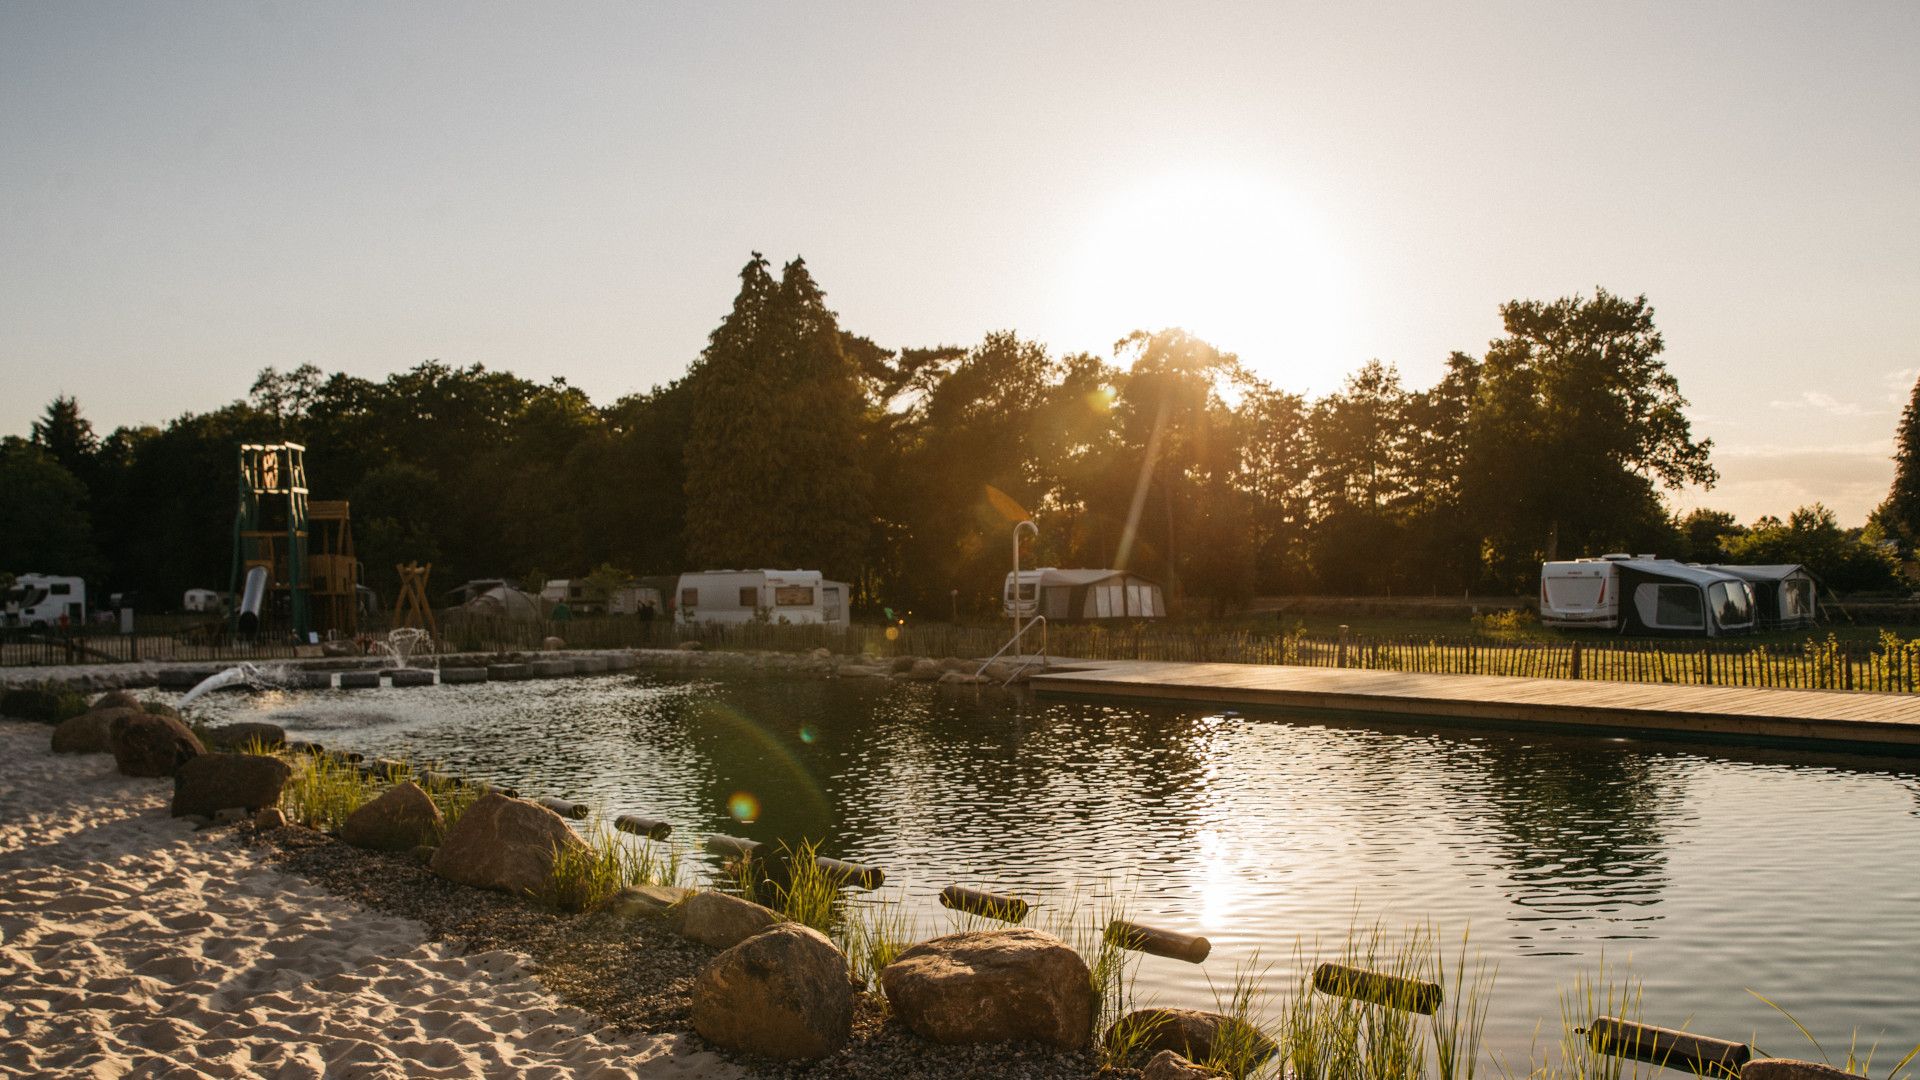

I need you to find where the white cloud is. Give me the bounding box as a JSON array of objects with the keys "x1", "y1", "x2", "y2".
[{"x1": 1766, "y1": 391, "x2": 1883, "y2": 417}]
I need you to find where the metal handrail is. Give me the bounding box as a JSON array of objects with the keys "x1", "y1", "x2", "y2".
[{"x1": 976, "y1": 614, "x2": 1047, "y2": 684}]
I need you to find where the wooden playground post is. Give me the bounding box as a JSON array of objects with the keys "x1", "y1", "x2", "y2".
[{"x1": 392, "y1": 562, "x2": 438, "y2": 636}]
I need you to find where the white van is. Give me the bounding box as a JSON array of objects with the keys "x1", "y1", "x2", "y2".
[
  {"x1": 675, "y1": 570, "x2": 848, "y2": 626},
  {"x1": 3, "y1": 574, "x2": 87, "y2": 628}
]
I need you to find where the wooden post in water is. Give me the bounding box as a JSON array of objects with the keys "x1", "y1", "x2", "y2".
[{"x1": 1583, "y1": 1017, "x2": 1749, "y2": 1077}]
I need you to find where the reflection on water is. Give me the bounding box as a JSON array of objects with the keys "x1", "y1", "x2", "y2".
[{"x1": 193, "y1": 673, "x2": 1920, "y2": 1064}]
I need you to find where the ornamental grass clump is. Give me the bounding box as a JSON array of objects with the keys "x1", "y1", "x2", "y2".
[
  {"x1": 1280, "y1": 923, "x2": 1494, "y2": 1080},
  {"x1": 542, "y1": 817, "x2": 687, "y2": 913},
  {"x1": 278, "y1": 752, "x2": 377, "y2": 831},
  {"x1": 837, "y1": 891, "x2": 914, "y2": 988}
]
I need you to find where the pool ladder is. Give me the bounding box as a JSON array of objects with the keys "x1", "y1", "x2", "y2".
[{"x1": 976, "y1": 614, "x2": 1048, "y2": 685}]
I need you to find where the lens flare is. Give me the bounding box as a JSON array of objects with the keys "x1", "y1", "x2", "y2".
[
  {"x1": 727, "y1": 791, "x2": 760, "y2": 823},
  {"x1": 798, "y1": 726, "x2": 818, "y2": 744},
  {"x1": 885, "y1": 626, "x2": 900, "y2": 641}
]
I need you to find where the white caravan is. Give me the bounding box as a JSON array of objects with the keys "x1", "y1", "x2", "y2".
[
  {"x1": 1540, "y1": 554, "x2": 1756, "y2": 637},
  {"x1": 675, "y1": 570, "x2": 848, "y2": 626},
  {"x1": 2, "y1": 574, "x2": 87, "y2": 629}
]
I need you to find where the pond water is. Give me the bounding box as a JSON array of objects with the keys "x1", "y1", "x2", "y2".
[{"x1": 188, "y1": 671, "x2": 1920, "y2": 1068}]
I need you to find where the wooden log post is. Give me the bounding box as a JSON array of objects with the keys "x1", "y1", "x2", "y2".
[
  {"x1": 938, "y1": 885, "x2": 1030, "y2": 923},
  {"x1": 1104, "y1": 919, "x2": 1211, "y2": 964},
  {"x1": 614, "y1": 814, "x2": 673, "y2": 841},
  {"x1": 1583, "y1": 1017, "x2": 1749, "y2": 1078},
  {"x1": 1337, "y1": 625, "x2": 1350, "y2": 669},
  {"x1": 536, "y1": 796, "x2": 589, "y2": 820},
  {"x1": 1311, "y1": 962, "x2": 1443, "y2": 1014}
]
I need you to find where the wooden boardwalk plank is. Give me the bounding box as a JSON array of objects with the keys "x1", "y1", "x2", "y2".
[{"x1": 1028, "y1": 660, "x2": 1920, "y2": 748}]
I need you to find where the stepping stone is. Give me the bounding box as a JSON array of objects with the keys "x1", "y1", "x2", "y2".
[
  {"x1": 337, "y1": 671, "x2": 380, "y2": 689},
  {"x1": 440, "y1": 666, "x2": 488, "y2": 684}
]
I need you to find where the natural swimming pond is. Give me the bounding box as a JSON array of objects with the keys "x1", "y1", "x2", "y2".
[{"x1": 189, "y1": 671, "x2": 1920, "y2": 1066}]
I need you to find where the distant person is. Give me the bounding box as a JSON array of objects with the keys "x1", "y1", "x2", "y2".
[
  {"x1": 638, "y1": 601, "x2": 655, "y2": 625},
  {"x1": 551, "y1": 600, "x2": 572, "y2": 623}
]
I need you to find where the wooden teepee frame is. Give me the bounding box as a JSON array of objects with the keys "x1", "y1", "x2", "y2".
[{"x1": 392, "y1": 562, "x2": 438, "y2": 636}]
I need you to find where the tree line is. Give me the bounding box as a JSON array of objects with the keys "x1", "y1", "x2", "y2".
[{"x1": 3, "y1": 253, "x2": 1904, "y2": 618}]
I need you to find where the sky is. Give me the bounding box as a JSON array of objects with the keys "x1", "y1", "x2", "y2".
[{"x1": 3, "y1": 2, "x2": 1916, "y2": 524}]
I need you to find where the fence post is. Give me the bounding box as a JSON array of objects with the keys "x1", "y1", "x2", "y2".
[
  {"x1": 1337, "y1": 625, "x2": 1349, "y2": 669},
  {"x1": 1570, "y1": 641, "x2": 1582, "y2": 680}
]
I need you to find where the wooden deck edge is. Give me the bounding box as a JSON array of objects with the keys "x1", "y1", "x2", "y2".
[{"x1": 1028, "y1": 674, "x2": 1920, "y2": 749}]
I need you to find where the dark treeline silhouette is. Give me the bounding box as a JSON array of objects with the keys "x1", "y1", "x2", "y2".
[{"x1": 3, "y1": 255, "x2": 1904, "y2": 616}]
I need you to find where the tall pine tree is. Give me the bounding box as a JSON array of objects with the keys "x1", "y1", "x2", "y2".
[
  {"x1": 683, "y1": 255, "x2": 870, "y2": 579},
  {"x1": 1883, "y1": 373, "x2": 1920, "y2": 545}
]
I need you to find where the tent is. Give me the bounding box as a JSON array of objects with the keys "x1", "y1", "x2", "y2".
[
  {"x1": 1004, "y1": 568, "x2": 1166, "y2": 621},
  {"x1": 1703, "y1": 564, "x2": 1817, "y2": 629},
  {"x1": 1614, "y1": 560, "x2": 1756, "y2": 637},
  {"x1": 455, "y1": 584, "x2": 544, "y2": 621}
]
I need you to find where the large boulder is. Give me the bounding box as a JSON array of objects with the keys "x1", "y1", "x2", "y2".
[
  {"x1": 692, "y1": 924, "x2": 853, "y2": 1061},
  {"x1": 109, "y1": 711, "x2": 205, "y2": 777},
  {"x1": 200, "y1": 721, "x2": 287, "y2": 751},
  {"x1": 340, "y1": 781, "x2": 443, "y2": 852},
  {"x1": 172, "y1": 753, "x2": 293, "y2": 817},
  {"x1": 1106, "y1": 1008, "x2": 1278, "y2": 1069},
  {"x1": 52, "y1": 706, "x2": 135, "y2": 754},
  {"x1": 594, "y1": 883, "x2": 693, "y2": 921},
  {"x1": 429, "y1": 791, "x2": 587, "y2": 898},
  {"x1": 1143, "y1": 1050, "x2": 1229, "y2": 1080},
  {"x1": 880, "y1": 928, "x2": 1095, "y2": 1050},
  {"x1": 678, "y1": 890, "x2": 782, "y2": 949},
  {"x1": 93, "y1": 690, "x2": 142, "y2": 710}
]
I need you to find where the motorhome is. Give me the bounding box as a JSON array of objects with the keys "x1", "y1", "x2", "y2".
[
  {"x1": 675, "y1": 570, "x2": 848, "y2": 626},
  {"x1": 2, "y1": 574, "x2": 87, "y2": 629},
  {"x1": 1540, "y1": 555, "x2": 1756, "y2": 636},
  {"x1": 1002, "y1": 568, "x2": 1166, "y2": 621}
]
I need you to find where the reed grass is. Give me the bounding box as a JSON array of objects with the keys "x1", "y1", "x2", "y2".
[
  {"x1": 1197, "y1": 952, "x2": 1281, "y2": 1079},
  {"x1": 1528, "y1": 957, "x2": 1646, "y2": 1080},
  {"x1": 1271, "y1": 922, "x2": 1497, "y2": 1080},
  {"x1": 837, "y1": 890, "x2": 915, "y2": 988},
  {"x1": 277, "y1": 752, "x2": 377, "y2": 830},
  {"x1": 1748, "y1": 991, "x2": 1920, "y2": 1080},
  {"x1": 541, "y1": 816, "x2": 688, "y2": 912}
]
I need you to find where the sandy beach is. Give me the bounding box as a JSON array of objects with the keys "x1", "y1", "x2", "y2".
[{"x1": 0, "y1": 719, "x2": 742, "y2": 1080}]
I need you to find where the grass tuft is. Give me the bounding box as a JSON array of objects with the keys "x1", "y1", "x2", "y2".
[
  {"x1": 278, "y1": 752, "x2": 377, "y2": 830},
  {"x1": 541, "y1": 816, "x2": 687, "y2": 913}
]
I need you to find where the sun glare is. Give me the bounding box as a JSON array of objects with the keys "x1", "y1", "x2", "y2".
[{"x1": 1058, "y1": 168, "x2": 1353, "y2": 390}]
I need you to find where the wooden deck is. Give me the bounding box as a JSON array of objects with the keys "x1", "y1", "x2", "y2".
[{"x1": 1027, "y1": 660, "x2": 1920, "y2": 749}]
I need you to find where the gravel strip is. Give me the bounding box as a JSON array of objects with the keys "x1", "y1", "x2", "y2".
[{"x1": 242, "y1": 824, "x2": 1132, "y2": 1079}]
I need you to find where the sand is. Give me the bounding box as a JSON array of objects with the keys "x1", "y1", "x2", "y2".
[{"x1": 0, "y1": 720, "x2": 743, "y2": 1080}]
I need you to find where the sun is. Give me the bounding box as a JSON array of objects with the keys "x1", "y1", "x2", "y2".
[{"x1": 1056, "y1": 167, "x2": 1353, "y2": 391}]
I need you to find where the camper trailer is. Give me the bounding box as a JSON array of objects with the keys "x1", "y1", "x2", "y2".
[
  {"x1": 675, "y1": 570, "x2": 848, "y2": 626},
  {"x1": 2, "y1": 574, "x2": 87, "y2": 629},
  {"x1": 1002, "y1": 568, "x2": 1166, "y2": 621},
  {"x1": 183, "y1": 588, "x2": 224, "y2": 613},
  {"x1": 1704, "y1": 564, "x2": 1817, "y2": 629},
  {"x1": 1540, "y1": 555, "x2": 1756, "y2": 637}
]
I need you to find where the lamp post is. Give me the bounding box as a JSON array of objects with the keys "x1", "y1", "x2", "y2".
[{"x1": 1012, "y1": 519, "x2": 1037, "y2": 652}]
